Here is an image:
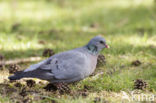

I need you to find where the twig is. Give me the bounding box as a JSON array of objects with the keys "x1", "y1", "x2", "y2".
[{"x1": 0, "y1": 57, "x2": 43, "y2": 65}]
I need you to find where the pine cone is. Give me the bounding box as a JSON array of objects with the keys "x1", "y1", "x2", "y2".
[
  {"x1": 0, "y1": 53, "x2": 4, "y2": 61},
  {"x1": 57, "y1": 83, "x2": 70, "y2": 94},
  {"x1": 134, "y1": 79, "x2": 148, "y2": 90},
  {"x1": 42, "y1": 48, "x2": 55, "y2": 57},
  {"x1": 97, "y1": 54, "x2": 106, "y2": 67},
  {"x1": 9, "y1": 64, "x2": 20, "y2": 74},
  {"x1": 26, "y1": 80, "x2": 36, "y2": 88},
  {"x1": 38, "y1": 40, "x2": 46, "y2": 45},
  {"x1": 132, "y1": 60, "x2": 142, "y2": 66},
  {"x1": 14, "y1": 82, "x2": 23, "y2": 88},
  {"x1": 19, "y1": 87, "x2": 28, "y2": 97},
  {"x1": 12, "y1": 23, "x2": 21, "y2": 31},
  {"x1": 0, "y1": 54, "x2": 5, "y2": 69},
  {"x1": 90, "y1": 23, "x2": 99, "y2": 28}
]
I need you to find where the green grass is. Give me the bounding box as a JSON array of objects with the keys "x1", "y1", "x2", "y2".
[{"x1": 0, "y1": 0, "x2": 156, "y2": 102}]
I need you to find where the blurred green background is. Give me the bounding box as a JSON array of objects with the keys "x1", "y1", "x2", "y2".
[
  {"x1": 0, "y1": 0, "x2": 156, "y2": 102},
  {"x1": 0, "y1": 0, "x2": 155, "y2": 59}
]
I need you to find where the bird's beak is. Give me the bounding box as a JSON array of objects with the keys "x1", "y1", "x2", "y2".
[{"x1": 105, "y1": 44, "x2": 110, "y2": 48}]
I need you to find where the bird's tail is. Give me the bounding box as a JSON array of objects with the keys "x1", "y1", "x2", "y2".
[
  {"x1": 8, "y1": 69, "x2": 53, "y2": 81},
  {"x1": 8, "y1": 71, "x2": 25, "y2": 80}
]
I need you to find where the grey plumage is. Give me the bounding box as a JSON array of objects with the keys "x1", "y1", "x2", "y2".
[{"x1": 8, "y1": 36, "x2": 109, "y2": 83}]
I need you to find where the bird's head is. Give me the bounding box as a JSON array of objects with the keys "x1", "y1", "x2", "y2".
[{"x1": 86, "y1": 36, "x2": 109, "y2": 55}]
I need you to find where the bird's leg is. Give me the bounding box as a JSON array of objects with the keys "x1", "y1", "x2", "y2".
[{"x1": 54, "y1": 82, "x2": 70, "y2": 93}]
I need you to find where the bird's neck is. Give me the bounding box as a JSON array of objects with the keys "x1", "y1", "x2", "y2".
[{"x1": 85, "y1": 45, "x2": 99, "y2": 55}]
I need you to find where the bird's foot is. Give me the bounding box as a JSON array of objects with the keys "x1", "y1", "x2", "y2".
[{"x1": 54, "y1": 82, "x2": 70, "y2": 94}]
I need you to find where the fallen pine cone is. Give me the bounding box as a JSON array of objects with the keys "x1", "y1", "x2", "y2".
[
  {"x1": 132, "y1": 60, "x2": 142, "y2": 66},
  {"x1": 0, "y1": 53, "x2": 5, "y2": 69},
  {"x1": 90, "y1": 23, "x2": 99, "y2": 28},
  {"x1": 134, "y1": 79, "x2": 148, "y2": 90},
  {"x1": 57, "y1": 83, "x2": 71, "y2": 94},
  {"x1": 0, "y1": 54, "x2": 4, "y2": 61},
  {"x1": 14, "y1": 82, "x2": 23, "y2": 88},
  {"x1": 44, "y1": 83, "x2": 70, "y2": 94},
  {"x1": 26, "y1": 80, "x2": 36, "y2": 88},
  {"x1": 12, "y1": 23, "x2": 21, "y2": 31},
  {"x1": 19, "y1": 87, "x2": 28, "y2": 97},
  {"x1": 9, "y1": 64, "x2": 20, "y2": 74},
  {"x1": 97, "y1": 54, "x2": 106, "y2": 67},
  {"x1": 42, "y1": 48, "x2": 55, "y2": 57},
  {"x1": 38, "y1": 40, "x2": 46, "y2": 45}
]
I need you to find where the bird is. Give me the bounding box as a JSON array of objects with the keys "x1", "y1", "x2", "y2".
[{"x1": 8, "y1": 36, "x2": 109, "y2": 87}]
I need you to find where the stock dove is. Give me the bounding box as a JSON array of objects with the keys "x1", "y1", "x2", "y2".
[{"x1": 9, "y1": 36, "x2": 109, "y2": 84}]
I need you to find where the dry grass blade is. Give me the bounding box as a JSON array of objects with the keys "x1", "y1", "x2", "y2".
[{"x1": 0, "y1": 57, "x2": 43, "y2": 65}]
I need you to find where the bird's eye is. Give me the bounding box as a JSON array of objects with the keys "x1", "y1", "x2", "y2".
[{"x1": 100, "y1": 41, "x2": 104, "y2": 44}]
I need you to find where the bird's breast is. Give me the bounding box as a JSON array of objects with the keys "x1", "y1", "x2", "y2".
[{"x1": 83, "y1": 53, "x2": 97, "y2": 77}]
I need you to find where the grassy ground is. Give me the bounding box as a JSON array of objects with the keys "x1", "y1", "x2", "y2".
[{"x1": 0, "y1": 0, "x2": 156, "y2": 102}]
